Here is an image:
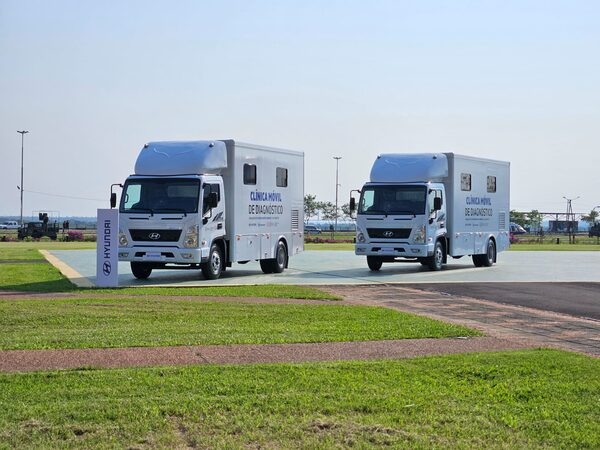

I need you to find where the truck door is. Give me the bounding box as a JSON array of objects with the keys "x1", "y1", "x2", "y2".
[{"x1": 427, "y1": 188, "x2": 446, "y2": 240}]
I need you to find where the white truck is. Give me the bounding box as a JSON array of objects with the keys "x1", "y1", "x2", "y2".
[
  {"x1": 0, "y1": 221, "x2": 19, "y2": 229},
  {"x1": 350, "y1": 153, "x2": 510, "y2": 271},
  {"x1": 114, "y1": 140, "x2": 304, "y2": 280}
]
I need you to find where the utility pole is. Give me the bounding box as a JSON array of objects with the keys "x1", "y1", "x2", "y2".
[
  {"x1": 563, "y1": 196, "x2": 579, "y2": 244},
  {"x1": 333, "y1": 156, "x2": 342, "y2": 234},
  {"x1": 17, "y1": 130, "x2": 29, "y2": 227}
]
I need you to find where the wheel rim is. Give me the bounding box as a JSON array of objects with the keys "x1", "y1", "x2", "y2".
[
  {"x1": 211, "y1": 251, "x2": 221, "y2": 273},
  {"x1": 435, "y1": 246, "x2": 443, "y2": 266},
  {"x1": 277, "y1": 245, "x2": 286, "y2": 267}
]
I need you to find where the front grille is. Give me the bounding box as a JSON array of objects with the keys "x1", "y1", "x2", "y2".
[
  {"x1": 366, "y1": 228, "x2": 411, "y2": 239},
  {"x1": 130, "y1": 229, "x2": 182, "y2": 242}
]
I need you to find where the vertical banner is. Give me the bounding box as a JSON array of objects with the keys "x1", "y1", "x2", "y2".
[{"x1": 96, "y1": 208, "x2": 119, "y2": 287}]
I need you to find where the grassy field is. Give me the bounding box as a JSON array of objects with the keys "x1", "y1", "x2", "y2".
[
  {"x1": 0, "y1": 297, "x2": 477, "y2": 350},
  {"x1": 0, "y1": 350, "x2": 597, "y2": 448}
]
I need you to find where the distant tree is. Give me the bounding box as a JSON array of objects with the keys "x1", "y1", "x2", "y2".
[
  {"x1": 510, "y1": 210, "x2": 527, "y2": 227},
  {"x1": 527, "y1": 210, "x2": 543, "y2": 231},
  {"x1": 581, "y1": 209, "x2": 599, "y2": 225},
  {"x1": 319, "y1": 202, "x2": 338, "y2": 224},
  {"x1": 340, "y1": 203, "x2": 353, "y2": 221},
  {"x1": 304, "y1": 194, "x2": 319, "y2": 224}
]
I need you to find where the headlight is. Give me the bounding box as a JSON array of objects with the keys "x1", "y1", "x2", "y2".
[
  {"x1": 183, "y1": 224, "x2": 199, "y2": 248},
  {"x1": 357, "y1": 232, "x2": 366, "y2": 243},
  {"x1": 118, "y1": 229, "x2": 128, "y2": 247},
  {"x1": 413, "y1": 225, "x2": 426, "y2": 243}
]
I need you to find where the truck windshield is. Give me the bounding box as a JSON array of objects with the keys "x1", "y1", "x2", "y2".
[
  {"x1": 358, "y1": 185, "x2": 427, "y2": 215},
  {"x1": 120, "y1": 178, "x2": 200, "y2": 214}
]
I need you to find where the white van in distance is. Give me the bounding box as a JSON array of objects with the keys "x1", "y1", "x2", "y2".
[
  {"x1": 350, "y1": 153, "x2": 510, "y2": 271},
  {"x1": 116, "y1": 140, "x2": 304, "y2": 280}
]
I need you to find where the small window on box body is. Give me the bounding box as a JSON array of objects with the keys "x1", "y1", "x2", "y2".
[
  {"x1": 276, "y1": 167, "x2": 288, "y2": 187},
  {"x1": 461, "y1": 173, "x2": 472, "y2": 191},
  {"x1": 487, "y1": 176, "x2": 497, "y2": 193},
  {"x1": 244, "y1": 164, "x2": 257, "y2": 185}
]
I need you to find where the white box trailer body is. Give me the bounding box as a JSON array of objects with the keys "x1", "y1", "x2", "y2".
[
  {"x1": 117, "y1": 140, "x2": 304, "y2": 280},
  {"x1": 352, "y1": 153, "x2": 510, "y2": 271}
]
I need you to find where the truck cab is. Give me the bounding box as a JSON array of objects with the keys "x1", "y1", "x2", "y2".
[
  {"x1": 354, "y1": 182, "x2": 447, "y2": 270},
  {"x1": 118, "y1": 174, "x2": 226, "y2": 279}
]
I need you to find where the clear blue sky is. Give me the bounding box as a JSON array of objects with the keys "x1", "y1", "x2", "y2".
[{"x1": 1, "y1": 0, "x2": 599, "y2": 216}]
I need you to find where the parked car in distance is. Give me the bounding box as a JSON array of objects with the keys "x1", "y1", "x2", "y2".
[
  {"x1": 0, "y1": 221, "x2": 19, "y2": 229},
  {"x1": 304, "y1": 224, "x2": 322, "y2": 235},
  {"x1": 510, "y1": 222, "x2": 527, "y2": 234}
]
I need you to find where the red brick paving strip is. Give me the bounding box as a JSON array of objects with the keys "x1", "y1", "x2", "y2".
[{"x1": 0, "y1": 337, "x2": 530, "y2": 373}]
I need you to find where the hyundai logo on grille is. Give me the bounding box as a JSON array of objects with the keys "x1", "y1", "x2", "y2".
[
  {"x1": 148, "y1": 232, "x2": 161, "y2": 240},
  {"x1": 383, "y1": 231, "x2": 394, "y2": 238}
]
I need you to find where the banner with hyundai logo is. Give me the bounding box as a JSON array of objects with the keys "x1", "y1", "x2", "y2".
[{"x1": 96, "y1": 209, "x2": 119, "y2": 287}]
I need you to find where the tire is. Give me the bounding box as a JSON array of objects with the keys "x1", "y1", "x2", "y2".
[
  {"x1": 260, "y1": 241, "x2": 288, "y2": 274},
  {"x1": 260, "y1": 259, "x2": 274, "y2": 274},
  {"x1": 472, "y1": 255, "x2": 484, "y2": 267},
  {"x1": 131, "y1": 262, "x2": 152, "y2": 279},
  {"x1": 272, "y1": 241, "x2": 287, "y2": 273},
  {"x1": 427, "y1": 241, "x2": 444, "y2": 271},
  {"x1": 367, "y1": 256, "x2": 383, "y2": 271},
  {"x1": 201, "y1": 243, "x2": 223, "y2": 280},
  {"x1": 481, "y1": 239, "x2": 496, "y2": 267}
]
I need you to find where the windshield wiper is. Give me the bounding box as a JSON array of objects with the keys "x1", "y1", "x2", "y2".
[
  {"x1": 157, "y1": 208, "x2": 188, "y2": 217},
  {"x1": 127, "y1": 208, "x2": 154, "y2": 216}
]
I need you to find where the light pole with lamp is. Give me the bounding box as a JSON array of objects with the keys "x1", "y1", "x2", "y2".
[
  {"x1": 333, "y1": 156, "x2": 342, "y2": 234},
  {"x1": 17, "y1": 130, "x2": 29, "y2": 227}
]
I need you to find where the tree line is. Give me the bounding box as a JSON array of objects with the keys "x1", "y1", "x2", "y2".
[{"x1": 304, "y1": 194, "x2": 353, "y2": 224}]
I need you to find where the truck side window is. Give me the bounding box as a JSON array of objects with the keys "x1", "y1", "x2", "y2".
[
  {"x1": 244, "y1": 164, "x2": 257, "y2": 185},
  {"x1": 461, "y1": 173, "x2": 471, "y2": 191},
  {"x1": 276, "y1": 167, "x2": 288, "y2": 187},
  {"x1": 487, "y1": 176, "x2": 496, "y2": 193},
  {"x1": 210, "y1": 183, "x2": 221, "y2": 202},
  {"x1": 202, "y1": 184, "x2": 220, "y2": 214}
]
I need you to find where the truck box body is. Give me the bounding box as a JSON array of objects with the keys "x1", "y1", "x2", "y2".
[
  {"x1": 117, "y1": 140, "x2": 304, "y2": 280},
  {"x1": 354, "y1": 152, "x2": 510, "y2": 271}
]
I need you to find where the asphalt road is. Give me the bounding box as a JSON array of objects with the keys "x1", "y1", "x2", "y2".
[{"x1": 405, "y1": 282, "x2": 600, "y2": 321}]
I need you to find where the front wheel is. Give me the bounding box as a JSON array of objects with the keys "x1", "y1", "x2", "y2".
[
  {"x1": 367, "y1": 256, "x2": 383, "y2": 271},
  {"x1": 201, "y1": 243, "x2": 223, "y2": 280},
  {"x1": 427, "y1": 241, "x2": 444, "y2": 271},
  {"x1": 131, "y1": 262, "x2": 152, "y2": 279}
]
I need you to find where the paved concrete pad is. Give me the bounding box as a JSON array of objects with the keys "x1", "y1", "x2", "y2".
[{"x1": 47, "y1": 249, "x2": 600, "y2": 287}]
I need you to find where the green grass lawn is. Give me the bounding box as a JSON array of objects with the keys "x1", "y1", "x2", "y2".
[
  {"x1": 0, "y1": 350, "x2": 597, "y2": 448},
  {"x1": 0, "y1": 297, "x2": 477, "y2": 350}
]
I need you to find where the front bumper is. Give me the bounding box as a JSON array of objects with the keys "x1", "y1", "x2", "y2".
[
  {"x1": 118, "y1": 246, "x2": 208, "y2": 264},
  {"x1": 355, "y1": 243, "x2": 433, "y2": 258}
]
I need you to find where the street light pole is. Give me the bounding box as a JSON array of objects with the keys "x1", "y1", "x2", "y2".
[
  {"x1": 17, "y1": 130, "x2": 29, "y2": 227},
  {"x1": 333, "y1": 156, "x2": 342, "y2": 233}
]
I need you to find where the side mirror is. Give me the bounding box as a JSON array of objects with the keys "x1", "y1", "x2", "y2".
[
  {"x1": 110, "y1": 193, "x2": 117, "y2": 209},
  {"x1": 207, "y1": 192, "x2": 218, "y2": 209},
  {"x1": 350, "y1": 197, "x2": 356, "y2": 212},
  {"x1": 434, "y1": 197, "x2": 442, "y2": 211}
]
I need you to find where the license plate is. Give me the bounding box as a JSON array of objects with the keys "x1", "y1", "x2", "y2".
[
  {"x1": 380, "y1": 247, "x2": 394, "y2": 253},
  {"x1": 144, "y1": 252, "x2": 162, "y2": 259}
]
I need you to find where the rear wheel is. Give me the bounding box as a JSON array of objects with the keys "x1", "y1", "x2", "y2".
[
  {"x1": 260, "y1": 241, "x2": 288, "y2": 274},
  {"x1": 472, "y1": 239, "x2": 496, "y2": 267},
  {"x1": 367, "y1": 256, "x2": 383, "y2": 271},
  {"x1": 201, "y1": 243, "x2": 223, "y2": 280},
  {"x1": 131, "y1": 262, "x2": 152, "y2": 279},
  {"x1": 427, "y1": 241, "x2": 444, "y2": 271}
]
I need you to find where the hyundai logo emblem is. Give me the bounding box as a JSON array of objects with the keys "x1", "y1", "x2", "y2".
[
  {"x1": 383, "y1": 231, "x2": 394, "y2": 238},
  {"x1": 148, "y1": 232, "x2": 161, "y2": 240},
  {"x1": 102, "y1": 261, "x2": 112, "y2": 276}
]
